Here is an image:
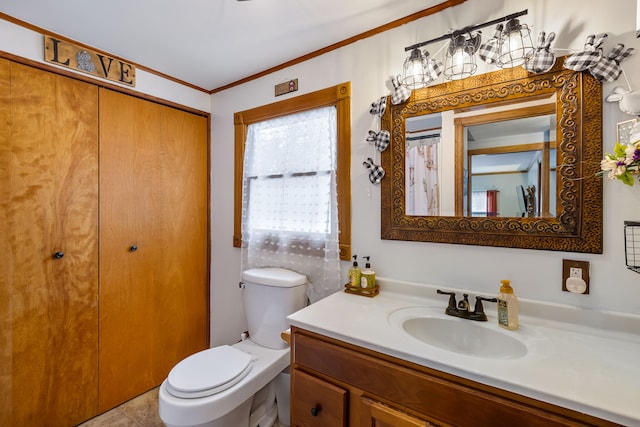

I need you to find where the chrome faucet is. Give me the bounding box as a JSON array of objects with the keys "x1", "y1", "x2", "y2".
[{"x1": 436, "y1": 290, "x2": 497, "y2": 322}]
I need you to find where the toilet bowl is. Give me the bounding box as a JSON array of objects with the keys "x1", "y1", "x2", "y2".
[
  {"x1": 159, "y1": 339, "x2": 289, "y2": 427},
  {"x1": 159, "y1": 268, "x2": 308, "y2": 427}
]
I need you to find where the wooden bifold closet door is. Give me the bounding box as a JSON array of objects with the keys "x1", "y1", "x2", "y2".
[
  {"x1": 98, "y1": 88, "x2": 208, "y2": 412},
  {"x1": 0, "y1": 59, "x2": 100, "y2": 427}
]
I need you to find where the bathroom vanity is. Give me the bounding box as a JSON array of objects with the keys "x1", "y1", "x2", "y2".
[{"x1": 287, "y1": 280, "x2": 640, "y2": 426}]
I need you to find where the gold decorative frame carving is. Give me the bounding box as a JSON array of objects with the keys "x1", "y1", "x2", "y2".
[{"x1": 381, "y1": 62, "x2": 603, "y2": 253}]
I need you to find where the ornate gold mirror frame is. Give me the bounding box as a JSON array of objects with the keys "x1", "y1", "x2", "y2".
[{"x1": 381, "y1": 62, "x2": 603, "y2": 253}]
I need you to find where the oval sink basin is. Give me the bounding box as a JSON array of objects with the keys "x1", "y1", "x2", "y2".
[{"x1": 389, "y1": 307, "x2": 528, "y2": 359}]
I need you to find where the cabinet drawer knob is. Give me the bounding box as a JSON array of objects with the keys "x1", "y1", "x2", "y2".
[
  {"x1": 130, "y1": 245, "x2": 138, "y2": 252},
  {"x1": 53, "y1": 251, "x2": 64, "y2": 259},
  {"x1": 310, "y1": 405, "x2": 320, "y2": 416}
]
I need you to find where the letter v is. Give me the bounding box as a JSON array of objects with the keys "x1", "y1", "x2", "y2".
[{"x1": 96, "y1": 54, "x2": 114, "y2": 77}]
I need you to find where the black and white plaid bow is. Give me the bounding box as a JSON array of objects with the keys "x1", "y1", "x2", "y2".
[
  {"x1": 478, "y1": 24, "x2": 503, "y2": 64},
  {"x1": 523, "y1": 31, "x2": 556, "y2": 74},
  {"x1": 366, "y1": 130, "x2": 390, "y2": 152},
  {"x1": 390, "y1": 75, "x2": 411, "y2": 105},
  {"x1": 369, "y1": 97, "x2": 387, "y2": 116},
  {"x1": 363, "y1": 157, "x2": 385, "y2": 184},
  {"x1": 589, "y1": 44, "x2": 635, "y2": 82},
  {"x1": 426, "y1": 58, "x2": 444, "y2": 82},
  {"x1": 564, "y1": 33, "x2": 608, "y2": 72}
]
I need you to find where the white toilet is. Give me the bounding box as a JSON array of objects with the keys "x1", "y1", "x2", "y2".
[{"x1": 159, "y1": 267, "x2": 308, "y2": 427}]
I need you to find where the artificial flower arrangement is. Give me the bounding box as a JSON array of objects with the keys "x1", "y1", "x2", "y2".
[{"x1": 600, "y1": 123, "x2": 640, "y2": 186}]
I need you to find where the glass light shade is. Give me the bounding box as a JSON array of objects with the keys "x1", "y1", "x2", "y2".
[
  {"x1": 443, "y1": 35, "x2": 477, "y2": 80},
  {"x1": 402, "y1": 48, "x2": 428, "y2": 89},
  {"x1": 496, "y1": 19, "x2": 534, "y2": 68}
]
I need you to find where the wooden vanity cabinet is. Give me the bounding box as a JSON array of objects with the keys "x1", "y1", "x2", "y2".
[{"x1": 290, "y1": 327, "x2": 622, "y2": 427}]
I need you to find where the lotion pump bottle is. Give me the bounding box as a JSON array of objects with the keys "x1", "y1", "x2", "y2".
[
  {"x1": 348, "y1": 255, "x2": 361, "y2": 288},
  {"x1": 360, "y1": 256, "x2": 376, "y2": 288},
  {"x1": 497, "y1": 280, "x2": 519, "y2": 330}
]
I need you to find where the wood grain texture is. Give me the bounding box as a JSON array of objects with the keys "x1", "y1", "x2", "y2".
[
  {"x1": 1, "y1": 61, "x2": 99, "y2": 426},
  {"x1": 156, "y1": 102, "x2": 208, "y2": 383},
  {"x1": 292, "y1": 369, "x2": 347, "y2": 427},
  {"x1": 98, "y1": 89, "x2": 208, "y2": 412},
  {"x1": 292, "y1": 328, "x2": 622, "y2": 427},
  {"x1": 360, "y1": 397, "x2": 438, "y2": 427},
  {"x1": 0, "y1": 57, "x2": 12, "y2": 427}
]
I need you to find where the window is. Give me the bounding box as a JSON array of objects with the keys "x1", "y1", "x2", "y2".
[
  {"x1": 243, "y1": 106, "x2": 337, "y2": 252},
  {"x1": 234, "y1": 82, "x2": 351, "y2": 260},
  {"x1": 471, "y1": 190, "x2": 499, "y2": 217}
]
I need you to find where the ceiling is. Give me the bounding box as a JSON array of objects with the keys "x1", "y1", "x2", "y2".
[{"x1": 0, "y1": 0, "x2": 446, "y2": 92}]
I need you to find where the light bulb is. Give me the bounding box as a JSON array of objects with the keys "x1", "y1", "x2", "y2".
[{"x1": 451, "y1": 48, "x2": 469, "y2": 76}]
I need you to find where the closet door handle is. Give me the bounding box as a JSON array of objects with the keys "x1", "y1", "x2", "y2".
[
  {"x1": 130, "y1": 245, "x2": 138, "y2": 252},
  {"x1": 53, "y1": 251, "x2": 64, "y2": 259},
  {"x1": 310, "y1": 405, "x2": 320, "y2": 416}
]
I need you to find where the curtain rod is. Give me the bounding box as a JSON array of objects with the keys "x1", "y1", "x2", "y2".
[{"x1": 404, "y1": 9, "x2": 528, "y2": 52}]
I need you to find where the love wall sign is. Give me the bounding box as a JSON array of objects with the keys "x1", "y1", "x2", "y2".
[{"x1": 44, "y1": 35, "x2": 136, "y2": 86}]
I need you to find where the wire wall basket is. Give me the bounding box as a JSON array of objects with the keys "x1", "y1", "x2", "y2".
[{"x1": 624, "y1": 221, "x2": 640, "y2": 274}]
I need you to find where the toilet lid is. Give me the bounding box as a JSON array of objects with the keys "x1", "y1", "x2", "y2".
[{"x1": 166, "y1": 345, "x2": 253, "y2": 399}]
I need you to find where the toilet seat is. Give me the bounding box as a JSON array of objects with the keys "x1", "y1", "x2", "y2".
[{"x1": 166, "y1": 345, "x2": 253, "y2": 399}]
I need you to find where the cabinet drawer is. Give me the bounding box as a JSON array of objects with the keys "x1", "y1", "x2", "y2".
[
  {"x1": 292, "y1": 369, "x2": 347, "y2": 427},
  {"x1": 361, "y1": 397, "x2": 440, "y2": 427}
]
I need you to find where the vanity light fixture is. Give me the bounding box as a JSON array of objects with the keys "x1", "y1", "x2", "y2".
[
  {"x1": 402, "y1": 9, "x2": 531, "y2": 87},
  {"x1": 496, "y1": 18, "x2": 535, "y2": 68},
  {"x1": 401, "y1": 48, "x2": 429, "y2": 89},
  {"x1": 443, "y1": 32, "x2": 481, "y2": 80}
]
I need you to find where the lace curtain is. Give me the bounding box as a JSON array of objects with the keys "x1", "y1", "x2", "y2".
[{"x1": 241, "y1": 106, "x2": 341, "y2": 303}]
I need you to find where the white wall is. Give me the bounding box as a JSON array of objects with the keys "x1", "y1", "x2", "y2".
[
  {"x1": 5, "y1": 1, "x2": 637, "y2": 348},
  {"x1": 0, "y1": 18, "x2": 211, "y2": 112},
  {"x1": 211, "y1": 0, "x2": 640, "y2": 346}
]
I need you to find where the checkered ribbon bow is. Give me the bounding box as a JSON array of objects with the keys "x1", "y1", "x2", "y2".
[
  {"x1": 478, "y1": 24, "x2": 503, "y2": 64},
  {"x1": 425, "y1": 58, "x2": 444, "y2": 82},
  {"x1": 366, "y1": 130, "x2": 390, "y2": 152},
  {"x1": 369, "y1": 96, "x2": 387, "y2": 116},
  {"x1": 363, "y1": 157, "x2": 385, "y2": 184},
  {"x1": 524, "y1": 31, "x2": 556, "y2": 74},
  {"x1": 390, "y1": 75, "x2": 411, "y2": 105},
  {"x1": 589, "y1": 44, "x2": 635, "y2": 82},
  {"x1": 564, "y1": 33, "x2": 608, "y2": 72}
]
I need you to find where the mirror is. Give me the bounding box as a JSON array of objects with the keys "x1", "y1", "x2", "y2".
[{"x1": 381, "y1": 62, "x2": 603, "y2": 253}]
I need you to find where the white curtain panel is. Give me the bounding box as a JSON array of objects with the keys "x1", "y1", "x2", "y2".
[
  {"x1": 241, "y1": 106, "x2": 341, "y2": 303},
  {"x1": 405, "y1": 136, "x2": 440, "y2": 216}
]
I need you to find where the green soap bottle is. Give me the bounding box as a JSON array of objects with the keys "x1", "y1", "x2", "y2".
[
  {"x1": 348, "y1": 255, "x2": 361, "y2": 288},
  {"x1": 360, "y1": 256, "x2": 376, "y2": 288}
]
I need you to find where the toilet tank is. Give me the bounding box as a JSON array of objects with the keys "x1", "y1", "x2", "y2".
[{"x1": 242, "y1": 268, "x2": 308, "y2": 349}]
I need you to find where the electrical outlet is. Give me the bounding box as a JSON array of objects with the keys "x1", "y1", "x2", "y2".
[
  {"x1": 569, "y1": 267, "x2": 583, "y2": 278},
  {"x1": 562, "y1": 259, "x2": 590, "y2": 294}
]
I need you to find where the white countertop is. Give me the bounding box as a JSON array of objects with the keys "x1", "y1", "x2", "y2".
[{"x1": 287, "y1": 278, "x2": 640, "y2": 426}]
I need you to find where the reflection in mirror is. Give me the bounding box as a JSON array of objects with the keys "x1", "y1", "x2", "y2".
[
  {"x1": 457, "y1": 99, "x2": 557, "y2": 218},
  {"x1": 405, "y1": 113, "x2": 441, "y2": 216},
  {"x1": 405, "y1": 98, "x2": 559, "y2": 218},
  {"x1": 381, "y1": 63, "x2": 603, "y2": 253}
]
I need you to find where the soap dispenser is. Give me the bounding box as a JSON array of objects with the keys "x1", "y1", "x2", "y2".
[
  {"x1": 348, "y1": 255, "x2": 361, "y2": 288},
  {"x1": 497, "y1": 280, "x2": 519, "y2": 330},
  {"x1": 360, "y1": 256, "x2": 376, "y2": 288}
]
